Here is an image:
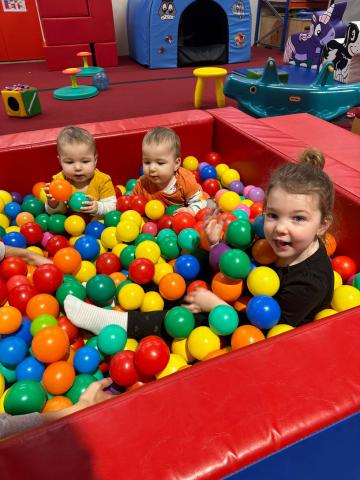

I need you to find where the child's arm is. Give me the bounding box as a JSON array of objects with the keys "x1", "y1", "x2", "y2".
[
  {"x1": 81, "y1": 195, "x2": 117, "y2": 217},
  {"x1": 182, "y1": 288, "x2": 229, "y2": 313},
  {"x1": 44, "y1": 183, "x2": 68, "y2": 214},
  {"x1": 203, "y1": 208, "x2": 226, "y2": 247},
  {"x1": 2, "y1": 244, "x2": 52, "y2": 266},
  {"x1": 186, "y1": 190, "x2": 208, "y2": 215}
]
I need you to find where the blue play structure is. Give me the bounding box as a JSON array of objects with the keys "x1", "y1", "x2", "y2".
[{"x1": 127, "y1": 0, "x2": 252, "y2": 69}]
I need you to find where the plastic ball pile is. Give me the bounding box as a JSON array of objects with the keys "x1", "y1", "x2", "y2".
[{"x1": 0, "y1": 153, "x2": 359, "y2": 415}]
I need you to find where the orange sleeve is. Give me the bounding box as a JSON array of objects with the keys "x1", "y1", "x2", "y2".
[
  {"x1": 131, "y1": 179, "x2": 144, "y2": 197},
  {"x1": 178, "y1": 167, "x2": 205, "y2": 199}
]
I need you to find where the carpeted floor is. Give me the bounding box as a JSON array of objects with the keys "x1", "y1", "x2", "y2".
[{"x1": 0, "y1": 47, "x2": 284, "y2": 136}]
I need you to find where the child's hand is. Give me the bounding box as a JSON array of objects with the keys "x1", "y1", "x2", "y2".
[
  {"x1": 44, "y1": 182, "x2": 59, "y2": 209},
  {"x1": 80, "y1": 195, "x2": 98, "y2": 215},
  {"x1": 173, "y1": 207, "x2": 195, "y2": 216},
  {"x1": 77, "y1": 377, "x2": 113, "y2": 409},
  {"x1": 26, "y1": 250, "x2": 53, "y2": 266},
  {"x1": 203, "y1": 208, "x2": 226, "y2": 247},
  {"x1": 182, "y1": 288, "x2": 228, "y2": 313}
]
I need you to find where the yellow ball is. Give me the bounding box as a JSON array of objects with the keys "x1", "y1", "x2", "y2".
[
  {"x1": 221, "y1": 168, "x2": 240, "y2": 187},
  {"x1": 314, "y1": 309, "x2": 338, "y2": 320},
  {"x1": 116, "y1": 220, "x2": 139, "y2": 243},
  {"x1": 333, "y1": 271, "x2": 343, "y2": 290},
  {"x1": 101, "y1": 226, "x2": 118, "y2": 249},
  {"x1": 153, "y1": 262, "x2": 173, "y2": 284},
  {"x1": 145, "y1": 200, "x2": 165, "y2": 220},
  {"x1": 97, "y1": 239, "x2": 107, "y2": 255},
  {"x1": 39, "y1": 188, "x2": 47, "y2": 203},
  {"x1": 6, "y1": 226, "x2": 20, "y2": 233},
  {"x1": 117, "y1": 185, "x2": 126, "y2": 195},
  {"x1": 64, "y1": 215, "x2": 86, "y2": 236},
  {"x1": 124, "y1": 338, "x2": 138, "y2": 352},
  {"x1": 182, "y1": 156, "x2": 199, "y2": 171},
  {"x1": 27, "y1": 246, "x2": 44, "y2": 256},
  {"x1": 216, "y1": 163, "x2": 229, "y2": 179},
  {"x1": 218, "y1": 191, "x2": 241, "y2": 212},
  {"x1": 242, "y1": 199, "x2": 253, "y2": 207},
  {"x1": 69, "y1": 235, "x2": 82, "y2": 246},
  {"x1": 247, "y1": 266, "x2": 280, "y2": 297},
  {"x1": 171, "y1": 338, "x2": 195, "y2": 363},
  {"x1": 156, "y1": 353, "x2": 188, "y2": 379},
  {"x1": 0, "y1": 373, "x2": 4, "y2": 397},
  {"x1": 0, "y1": 190, "x2": 12, "y2": 205},
  {"x1": 118, "y1": 283, "x2": 145, "y2": 310},
  {"x1": 267, "y1": 324, "x2": 294, "y2": 338},
  {"x1": 0, "y1": 214, "x2": 10, "y2": 229},
  {"x1": 331, "y1": 285, "x2": 360, "y2": 312},
  {"x1": 135, "y1": 240, "x2": 161, "y2": 263},
  {"x1": 0, "y1": 388, "x2": 9, "y2": 413},
  {"x1": 112, "y1": 243, "x2": 127, "y2": 257},
  {"x1": 187, "y1": 326, "x2": 221, "y2": 360},
  {"x1": 75, "y1": 260, "x2": 97, "y2": 283},
  {"x1": 141, "y1": 291, "x2": 164, "y2": 312},
  {"x1": 0, "y1": 198, "x2": 4, "y2": 213},
  {"x1": 121, "y1": 210, "x2": 142, "y2": 226}
]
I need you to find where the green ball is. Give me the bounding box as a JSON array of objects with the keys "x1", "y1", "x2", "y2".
[
  {"x1": 120, "y1": 245, "x2": 136, "y2": 268},
  {"x1": 225, "y1": 219, "x2": 253, "y2": 249},
  {"x1": 104, "y1": 210, "x2": 121, "y2": 227},
  {"x1": 115, "y1": 280, "x2": 132, "y2": 299},
  {"x1": 4, "y1": 380, "x2": 47, "y2": 414},
  {"x1": 56, "y1": 281, "x2": 86, "y2": 307},
  {"x1": 0, "y1": 226, "x2": 5, "y2": 238},
  {"x1": 158, "y1": 236, "x2": 180, "y2": 260},
  {"x1": 125, "y1": 179, "x2": 137, "y2": 191},
  {"x1": 35, "y1": 213, "x2": 49, "y2": 231},
  {"x1": 177, "y1": 228, "x2": 200, "y2": 252},
  {"x1": 86, "y1": 336, "x2": 105, "y2": 361},
  {"x1": 97, "y1": 324, "x2": 127, "y2": 356},
  {"x1": 86, "y1": 274, "x2": 116, "y2": 306},
  {"x1": 48, "y1": 213, "x2": 67, "y2": 234},
  {"x1": 0, "y1": 362, "x2": 16, "y2": 384},
  {"x1": 30, "y1": 314, "x2": 58, "y2": 336},
  {"x1": 66, "y1": 374, "x2": 96, "y2": 404},
  {"x1": 209, "y1": 305, "x2": 239, "y2": 336},
  {"x1": 68, "y1": 192, "x2": 88, "y2": 212},
  {"x1": 164, "y1": 307, "x2": 195, "y2": 339},
  {"x1": 231, "y1": 209, "x2": 249, "y2": 221},
  {"x1": 156, "y1": 228, "x2": 177, "y2": 241},
  {"x1": 134, "y1": 233, "x2": 156, "y2": 245},
  {"x1": 165, "y1": 205, "x2": 181, "y2": 215},
  {"x1": 353, "y1": 273, "x2": 360, "y2": 290},
  {"x1": 93, "y1": 369, "x2": 104, "y2": 380},
  {"x1": 63, "y1": 274, "x2": 81, "y2": 285},
  {"x1": 22, "y1": 198, "x2": 45, "y2": 217},
  {"x1": 219, "y1": 249, "x2": 251, "y2": 279}
]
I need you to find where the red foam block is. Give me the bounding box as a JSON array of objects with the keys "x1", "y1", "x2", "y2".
[
  {"x1": 43, "y1": 43, "x2": 91, "y2": 71},
  {"x1": 94, "y1": 42, "x2": 118, "y2": 67},
  {"x1": 36, "y1": 0, "x2": 89, "y2": 18}
]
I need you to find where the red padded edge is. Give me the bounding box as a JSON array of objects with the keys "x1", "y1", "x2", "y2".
[
  {"x1": 1, "y1": 310, "x2": 360, "y2": 479},
  {"x1": 36, "y1": 0, "x2": 89, "y2": 18},
  {"x1": 43, "y1": 43, "x2": 91, "y2": 71},
  {"x1": 94, "y1": 42, "x2": 118, "y2": 67}
]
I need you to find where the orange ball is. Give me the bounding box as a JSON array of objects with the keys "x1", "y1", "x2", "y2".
[
  {"x1": 26, "y1": 264, "x2": 36, "y2": 284},
  {"x1": 49, "y1": 179, "x2": 73, "y2": 202},
  {"x1": 64, "y1": 346, "x2": 76, "y2": 366},
  {"x1": 203, "y1": 347, "x2": 231, "y2": 361},
  {"x1": 109, "y1": 271, "x2": 127, "y2": 288},
  {"x1": 26, "y1": 293, "x2": 59, "y2": 320},
  {"x1": 324, "y1": 232, "x2": 337, "y2": 257},
  {"x1": 42, "y1": 361, "x2": 76, "y2": 395},
  {"x1": 231, "y1": 325, "x2": 265, "y2": 350},
  {"x1": 159, "y1": 273, "x2": 186, "y2": 301},
  {"x1": 251, "y1": 239, "x2": 277, "y2": 265},
  {"x1": 211, "y1": 272, "x2": 243, "y2": 302},
  {"x1": 32, "y1": 181, "x2": 46, "y2": 199},
  {"x1": 16, "y1": 212, "x2": 35, "y2": 227},
  {"x1": 0, "y1": 306, "x2": 22, "y2": 334},
  {"x1": 42, "y1": 396, "x2": 73, "y2": 412},
  {"x1": 53, "y1": 247, "x2": 82, "y2": 274},
  {"x1": 32, "y1": 326, "x2": 70, "y2": 363}
]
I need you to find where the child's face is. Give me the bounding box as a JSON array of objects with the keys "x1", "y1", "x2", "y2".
[
  {"x1": 58, "y1": 142, "x2": 97, "y2": 188},
  {"x1": 142, "y1": 141, "x2": 181, "y2": 190},
  {"x1": 264, "y1": 186, "x2": 329, "y2": 266}
]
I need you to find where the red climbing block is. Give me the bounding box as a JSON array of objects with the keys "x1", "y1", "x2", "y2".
[
  {"x1": 36, "y1": 0, "x2": 89, "y2": 18},
  {"x1": 43, "y1": 43, "x2": 91, "y2": 71},
  {"x1": 94, "y1": 42, "x2": 118, "y2": 67}
]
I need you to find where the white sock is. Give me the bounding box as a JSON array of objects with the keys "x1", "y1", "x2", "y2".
[{"x1": 64, "y1": 295, "x2": 128, "y2": 335}]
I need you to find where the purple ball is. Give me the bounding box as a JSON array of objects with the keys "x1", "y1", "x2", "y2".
[
  {"x1": 247, "y1": 187, "x2": 265, "y2": 202},
  {"x1": 198, "y1": 162, "x2": 209, "y2": 172},
  {"x1": 229, "y1": 180, "x2": 244, "y2": 194},
  {"x1": 11, "y1": 192, "x2": 23, "y2": 204},
  {"x1": 209, "y1": 242, "x2": 231, "y2": 271}
]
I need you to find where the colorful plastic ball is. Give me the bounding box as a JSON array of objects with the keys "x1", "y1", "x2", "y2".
[
  {"x1": 100, "y1": 226, "x2": 118, "y2": 249},
  {"x1": 331, "y1": 285, "x2": 360, "y2": 312},
  {"x1": 16, "y1": 211, "x2": 35, "y2": 227},
  {"x1": 157, "y1": 215, "x2": 173, "y2": 232},
  {"x1": 109, "y1": 350, "x2": 139, "y2": 387},
  {"x1": 246, "y1": 295, "x2": 281, "y2": 329},
  {"x1": 164, "y1": 306, "x2": 195, "y2": 339},
  {"x1": 33, "y1": 264, "x2": 64, "y2": 293},
  {"x1": 205, "y1": 151, "x2": 222, "y2": 166},
  {"x1": 158, "y1": 236, "x2": 180, "y2": 260},
  {"x1": 8, "y1": 284, "x2": 36, "y2": 315},
  {"x1": 228, "y1": 180, "x2": 244, "y2": 195},
  {"x1": 3, "y1": 231, "x2": 27, "y2": 248},
  {"x1": 6, "y1": 274, "x2": 28, "y2": 293},
  {"x1": 120, "y1": 245, "x2": 136, "y2": 269},
  {"x1": 0, "y1": 336, "x2": 27, "y2": 368},
  {"x1": 247, "y1": 187, "x2": 265, "y2": 202},
  {"x1": 64, "y1": 215, "x2": 86, "y2": 237},
  {"x1": 129, "y1": 258, "x2": 155, "y2": 284},
  {"x1": 95, "y1": 252, "x2": 120, "y2": 275},
  {"x1": 11, "y1": 191, "x2": 23, "y2": 204},
  {"x1": 135, "y1": 240, "x2": 161, "y2": 263},
  {"x1": 22, "y1": 197, "x2": 44, "y2": 217},
  {"x1": 159, "y1": 272, "x2": 186, "y2": 301},
  {"x1": 85, "y1": 220, "x2": 106, "y2": 239},
  {"x1": 219, "y1": 249, "x2": 251, "y2": 279},
  {"x1": 353, "y1": 273, "x2": 360, "y2": 290},
  {"x1": 218, "y1": 191, "x2": 241, "y2": 212},
  {"x1": 68, "y1": 192, "x2": 88, "y2": 212},
  {"x1": 314, "y1": 309, "x2": 338, "y2": 320},
  {"x1": 183, "y1": 155, "x2": 199, "y2": 171},
  {"x1": 140, "y1": 291, "x2": 164, "y2": 312},
  {"x1": 187, "y1": 326, "x2": 221, "y2": 361},
  {"x1": 15, "y1": 356, "x2": 45, "y2": 382},
  {"x1": 221, "y1": 168, "x2": 240, "y2": 188},
  {"x1": 202, "y1": 178, "x2": 221, "y2": 197},
  {"x1": 116, "y1": 195, "x2": 132, "y2": 212},
  {"x1": 0, "y1": 364, "x2": 16, "y2": 385},
  {"x1": 47, "y1": 213, "x2": 67, "y2": 234},
  {"x1": 19, "y1": 221, "x2": 43, "y2": 245},
  {"x1": 231, "y1": 325, "x2": 265, "y2": 349},
  {"x1": 153, "y1": 262, "x2": 173, "y2": 284},
  {"x1": 4, "y1": 316, "x2": 32, "y2": 346},
  {"x1": 32, "y1": 326, "x2": 69, "y2": 363},
  {"x1": 131, "y1": 195, "x2": 147, "y2": 215},
  {"x1": 43, "y1": 395, "x2": 73, "y2": 412},
  {"x1": 4, "y1": 380, "x2": 47, "y2": 414},
  {"x1": 171, "y1": 211, "x2": 196, "y2": 234},
  {"x1": 116, "y1": 220, "x2": 139, "y2": 243},
  {"x1": 73, "y1": 346, "x2": 101, "y2": 375},
  {"x1": 74, "y1": 235, "x2": 100, "y2": 261},
  {"x1": 200, "y1": 165, "x2": 217, "y2": 181},
  {"x1": 120, "y1": 210, "x2": 141, "y2": 227},
  {"x1": 267, "y1": 324, "x2": 294, "y2": 338},
  {"x1": 174, "y1": 254, "x2": 200, "y2": 281},
  {"x1": 142, "y1": 221, "x2": 157, "y2": 236},
  {"x1": 49, "y1": 179, "x2": 73, "y2": 202},
  {"x1": 324, "y1": 232, "x2": 337, "y2": 257},
  {"x1": 156, "y1": 353, "x2": 188, "y2": 379},
  {"x1": 118, "y1": 283, "x2": 145, "y2": 310},
  {"x1": 66, "y1": 374, "x2": 96, "y2": 404},
  {"x1": 56, "y1": 281, "x2": 86, "y2": 307},
  {"x1": 30, "y1": 313, "x2": 58, "y2": 336},
  {"x1": 24, "y1": 293, "x2": 59, "y2": 321},
  {"x1": 4, "y1": 201, "x2": 22, "y2": 219},
  {"x1": 42, "y1": 360, "x2": 75, "y2": 395},
  {"x1": 97, "y1": 324, "x2": 127, "y2": 356},
  {"x1": 86, "y1": 274, "x2": 116, "y2": 306},
  {"x1": 247, "y1": 266, "x2": 280, "y2": 297},
  {"x1": 333, "y1": 271, "x2": 343, "y2": 290},
  {"x1": 0, "y1": 213, "x2": 10, "y2": 229},
  {"x1": 208, "y1": 243, "x2": 230, "y2": 272},
  {"x1": 92, "y1": 71, "x2": 109, "y2": 90},
  {"x1": 46, "y1": 234, "x2": 69, "y2": 256},
  {"x1": 225, "y1": 219, "x2": 253, "y2": 249},
  {"x1": 171, "y1": 338, "x2": 194, "y2": 363},
  {"x1": 135, "y1": 335, "x2": 170, "y2": 376},
  {"x1": 145, "y1": 200, "x2": 165, "y2": 220},
  {"x1": 53, "y1": 247, "x2": 82, "y2": 274},
  {"x1": 157, "y1": 227, "x2": 176, "y2": 241},
  {"x1": 0, "y1": 306, "x2": 22, "y2": 334},
  {"x1": 177, "y1": 228, "x2": 200, "y2": 251},
  {"x1": 331, "y1": 256, "x2": 357, "y2": 281},
  {"x1": 209, "y1": 305, "x2": 239, "y2": 336}
]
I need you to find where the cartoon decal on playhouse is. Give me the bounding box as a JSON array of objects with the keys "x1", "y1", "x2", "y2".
[{"x1": 159, "y1": 0, "x2": 176, "y2": 20}]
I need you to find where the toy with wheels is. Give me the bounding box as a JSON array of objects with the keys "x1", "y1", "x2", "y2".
[{"x1": 54, "y1": 68, "x2": 99, "y2": 100}]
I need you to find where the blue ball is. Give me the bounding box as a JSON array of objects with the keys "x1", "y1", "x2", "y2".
[
  {"x1": 3, "y1": 317, "x2": 32, "y2": 346},
  {"x1": 92, "y1": 72, "x2": 109, "y2": 91},
  {"x1": 4, "y1": 202, "x2": 22, "y2": 219},
  {"x1": 200, "y1": 165, "x2": 217, "y2": 181},
  {"x1": 74, "y1": 346, "x2": 101, "y2": 374},
  {"x1": 246, "y1": 295, "x2": 281, "y2": 329},
  {"x1": 174, "y1": 254, "x2": 200, "y2": 281},
  {"x1": 252, "y1": 214, "x2": 265, "y2": 239},
  {"x1": 2, "y1": 231, "x2": 27, "y2": 248},
  {"x1": 16, "y1": 356, "x2": 45, "y2": 381},
  {"x1": 85, "y1": 220, "x2": 106, "y2": 239},
  {"x1": 74, "y1": 235, "x2": 100, "y2": 260},
  {"x1": 0, "y1": 337, "x2": 28, "y2": 368}
]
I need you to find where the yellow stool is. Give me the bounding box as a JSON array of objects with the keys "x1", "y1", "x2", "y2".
[{"x1": 193, "y1": 67, "x2": 228, "y2": 109}]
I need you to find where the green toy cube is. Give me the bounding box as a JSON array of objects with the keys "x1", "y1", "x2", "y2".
[{"x1": 1, "y1": 86, "x2": 41, "y2": 118}]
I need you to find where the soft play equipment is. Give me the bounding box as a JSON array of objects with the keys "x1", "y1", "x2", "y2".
[
  {"x1": 321, "y1": 21, "x2": 360, "y2": 83},
  {"x1": 76, "y1": 51, "x2": 104, "y2": 77},
  {"x1": 284, "y1": 2, "x2": 347, "y2": 69},
  {"x1": 53, "y1": 68, "x2": 99, "y2": 100},
  {"x1": 1, "y1": 84, "x2": 41, "y2": 118},
  {"x1": 36, "y1": 0, "x2": 118, "y2": 71},
  {"x1": 224, "y1": 57, "x2": 360, "y2": 120},
  {"x1": 0, "y1": 107, "x2": 360, "y2": 479},
  {"x1": 127, "y1": 0, "x2": 251, "y2": 68}
]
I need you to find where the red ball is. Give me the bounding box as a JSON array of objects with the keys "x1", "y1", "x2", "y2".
[
  {"x1": 128, "y1": 258, "x2": 155, "y2": 284},
  {"x1": 130, "y1": 195, "x2": 147, "y2": 215},
  {"x1": 96, "y1": 253, "x2": 121, "y2": 275},
  {"x1": 202, "y1": 178, "x2": 221, "y2": 197},
  {"x1": 171, "y1": 212, "x2": 196, "y2": 234},
  {"x1": 250, "y1": 202, "x2": 263, "y2": 219},
  {"x1": 0, "y1": 277, "x2": 8, "y2": 306},
  {"x1": 218, "y1": 212, "x2": 238, "y2": 233},
  {"x1": 110, "y1": 350, "x2": 139, "y2": 387},
  {"x1": 331, "y1": 256, "x2": 357, "y2": 280},
  {"x1": 33, "y1": 264, "x2": 64, "y2": 293},
  {"x1": 20, "y1": 222, "x2": 44, "y2": 245},
  {"x1": 8, "y1": 284, "x2": 38, "y2": 314},
  {"x1": 116, "y1": 195, "x2": 132, "y2": 212},
  {"x1": 58, "y1": 315, "x2": 79, "y2": 343},
  {"x1": 195, "y1": 208, "x2": 211, "y2": 223},
  {"x1": 135, "y1": 335, "x2": 170, "y2": 376},
  {"x1": 187, "y1": 279, "x2": 209, "y2": 294},
  {"x1": 71, "y1": 336, "x2": 85, "y2": 351},
  {"x1": 0, "y1": 256, "x2": 27, "y2": 279},
  {"x1": 46, "y1": 235, "x2": 69, "y2": 257},
  {"x1": 157, "y1": 214, "x2": 173, "y2": 231},
  {"x1": 6, "y1": 274, "x2": 29, "y2": 291},
  {"x1": 204, "y1": 151, "x2": 222, "y2": 166}
]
